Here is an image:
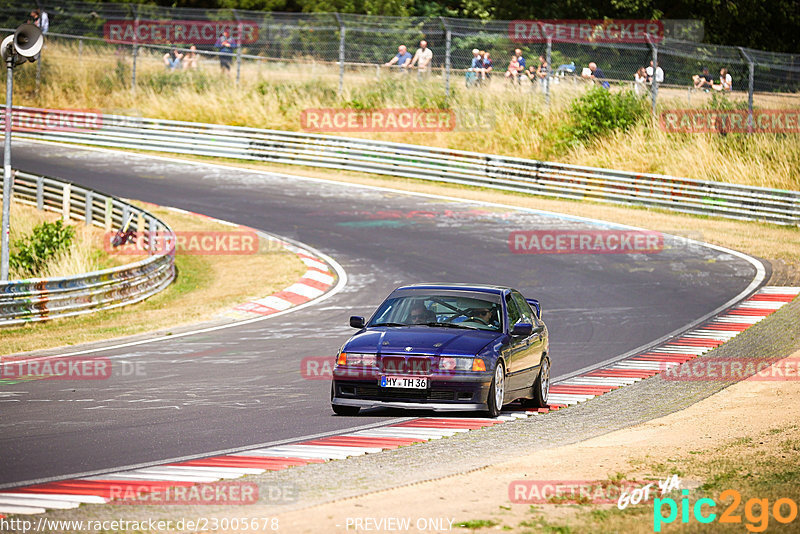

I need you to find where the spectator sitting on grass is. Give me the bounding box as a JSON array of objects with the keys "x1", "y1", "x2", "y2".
[
  {"x1": 505, "y1": 54, "x2": 520, "y2": 83},
  {"x1": 481, "y1": 51, "x2": 493, "y2": 80},
  {"x1": 693, "y1": 67, "x2": 714, "y2": 91},
  {"x1": 713, "y1": 68, "x2": 732, "y2": 91},
  {"x1": 384, "y1": 45, "x2": 412, "y2": 70},
  {"x1": 410, "y1": 40, "x2": 433, "y2": 75},
  {"x1": 183, "y1": 45, "x2": 199, "y2": 70},
  {"x1": 163, "y1": 47, "x2": 183, "y2": 70},
  {"x1": 524, "y1": 64, "x2": 537, "y2": 84},
  {"x1": 634, "y1": 66, "x2": 647, "y2": 94},
  {"x1": 582, "y1": 62, "x2": 610, "y2": 89}
]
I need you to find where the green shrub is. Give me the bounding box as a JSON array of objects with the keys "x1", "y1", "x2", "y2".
[
  {"x1": 9, "y1": 220, "x2": 75, "y2": 277},
  {"x1": 560, "y1": 87, "x2": 647, "y2": 147}
]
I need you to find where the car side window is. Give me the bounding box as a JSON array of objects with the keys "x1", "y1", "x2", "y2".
[
  {"x1": 511, "y1": 291, "x2": 533, "y2": 323},
  {"x1": 505, "y1": 294, "x2": 521, "y2": 327}
]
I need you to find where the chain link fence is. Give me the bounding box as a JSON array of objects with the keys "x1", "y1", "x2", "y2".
[{"x1": 2, "y1": 1, "x2": 798, "y2": 113}]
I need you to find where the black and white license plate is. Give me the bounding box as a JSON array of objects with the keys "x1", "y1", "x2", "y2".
[{"x1": 380, "y1": 376, "x2": 429, "y2": 389}]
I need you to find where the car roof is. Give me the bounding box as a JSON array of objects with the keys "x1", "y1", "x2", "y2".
[{"x1": 394, "y1": 283, "x2": 512, "y2": 296}]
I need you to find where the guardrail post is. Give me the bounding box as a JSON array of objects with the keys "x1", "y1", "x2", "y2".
[
  {"x1": 85, "y1": 190, "x2": 93, "y2": 226},
  {"x1": 440, "y1": 17, "x2": 451, "y2": 99},
  {"x1": 61, "y1": 183, "x2": 71, "y2": 222},
  {"x1": 36, "y1": 175, "x2": 43, "y2": 211},
  {"x1": 137, "y1": 211, "x2": 145, "y2": 250},
  {"x1": 334, "y1": 13, "x2": 345, "y2": 95},
  {"x1": 738, "y1": 47, "x2": 755, "y2": 134},
  {"x1": 105, "y1": 197, "x2": 113, "y2": 231}
]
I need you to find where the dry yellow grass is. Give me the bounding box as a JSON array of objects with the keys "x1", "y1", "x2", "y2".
[
  {"x1": 11, "y1": 41, "x2": 800, "y2": 191},
  {"x1": 0, "y1": 202, "x2": 308, "y2": 355}
]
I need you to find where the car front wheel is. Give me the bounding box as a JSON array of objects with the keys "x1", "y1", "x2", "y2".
[
  {"x1": 531, "y1": 356, "x2": 550, "y2": 408},
  {"x1": 486, "y1": 362, "x2": 505, "y2": 418}
]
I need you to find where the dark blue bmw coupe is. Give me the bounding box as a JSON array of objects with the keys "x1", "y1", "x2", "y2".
[{"x1": 331, "y1": 283, "x2": 550, "y2": 417}]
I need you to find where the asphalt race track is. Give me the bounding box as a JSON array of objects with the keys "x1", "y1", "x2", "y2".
[{"x1": 0, "y1": 141, "x2": 761, "y2": 487}]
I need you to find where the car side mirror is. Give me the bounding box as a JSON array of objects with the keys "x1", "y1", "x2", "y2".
[
  {"x1": 350, "y1": 316, "x2": 365, "y2": 329},
  {"x1": 511, "y1": 322, "x2": 533, "y2": 337}
]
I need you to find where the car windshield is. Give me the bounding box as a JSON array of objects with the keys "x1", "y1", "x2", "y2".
[{"x1": 368, "y1": 291, "x2": 502, "y2": 332}]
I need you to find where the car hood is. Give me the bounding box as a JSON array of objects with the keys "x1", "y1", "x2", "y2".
[{"x1": 344, "y1": 327, "x2": 502, "y2": 357}]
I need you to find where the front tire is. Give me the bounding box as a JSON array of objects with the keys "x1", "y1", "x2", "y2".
[
  {"x1": 486, "y1": 362, "x2": 505, "y2": 418},
  {"x1": 531, "y1": 356, "x2": 550, "y2": 408},
  {"x1": 331, "y1": 382, "x2": 360, "y2": 415},
  {"x1": 332, "y1": 404, "x2": 360, "y2": 416}
]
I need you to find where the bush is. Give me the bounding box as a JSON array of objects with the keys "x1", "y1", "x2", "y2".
[
  {"x1": 9, "y1": 220, "x2": 75, "y2": 277},
  {"x1": 560, "y1": 87, "x2": 648, "y2": 147}
]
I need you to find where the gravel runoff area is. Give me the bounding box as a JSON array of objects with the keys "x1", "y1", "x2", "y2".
[{"x1": 14, "y1": 264, "x2": 800, "y2": 533}]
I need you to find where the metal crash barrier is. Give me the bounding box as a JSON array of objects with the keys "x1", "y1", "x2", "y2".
[{"x1": 0, "y1": 170, "x2": 175, "y2": 325}]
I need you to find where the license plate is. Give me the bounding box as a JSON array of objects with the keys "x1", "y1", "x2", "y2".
[{"x1": 380, "y1": 376, "x2": 429, "y2": 389}]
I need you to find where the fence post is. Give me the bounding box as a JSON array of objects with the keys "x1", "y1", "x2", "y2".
[
  {"x1": 335, "y1": 13, "x2": 345, "y2": 95},
  {"x1": 105, "y1": 198, "x2": 113, "y2": 231},
  {"x1": 131, "y1": 6, "x2": 139, "y2": 93},
  {"x1": 440, "y1": 17, "x2": 451, "y2": 98},
  {"x1": 545, "y1": 35, "x2": 552, "y2": 106},
  {"x1": 234, "y1": 10, "x2": 243, "y2": 85},
  {"x1": 738, "y1": 47, "x2": 755, "y2": 134},
  {"x1": 646, "y1": 34, "x2": 659, "y2": 118}
]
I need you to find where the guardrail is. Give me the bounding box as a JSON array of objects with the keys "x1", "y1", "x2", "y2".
[
  {"x1": 0, "y1": 169, "x2": 176, "y2": 326},
  {"x1": 7, "y1": 109, "x2": 799, "y2": 225}
]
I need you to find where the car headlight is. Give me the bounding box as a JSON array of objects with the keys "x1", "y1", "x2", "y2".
[
  {"x1": 337, "y1": 352, "x2": 377, "y2": 367},
  {"x1": 439, "y1": 357, "x2": 483, "y2": 372}
]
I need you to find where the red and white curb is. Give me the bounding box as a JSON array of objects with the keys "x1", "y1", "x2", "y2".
[
  {"x1": 549, "y1": 286, "x2": 800, "y2": 406},
  {"x1": 2, "y1": 286, "x2": 796, "y2": 517},
  {"x1": 160, "y1": 206, "x2": 337, "y2": 320}
]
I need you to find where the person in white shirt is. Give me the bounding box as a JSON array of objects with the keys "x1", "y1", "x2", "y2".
[
  {"x1": 646, "y1": 60, "x2": 664, "y2": 84},
  {"x1": 634, "y1": 67, "x2": 648, "y2": 95},
  {"x1": 714, "y1": 68, "x2": 733, "y2": 91},
  {"x1": 411, "y1": 40, "x2": 433, "y2": 76}
]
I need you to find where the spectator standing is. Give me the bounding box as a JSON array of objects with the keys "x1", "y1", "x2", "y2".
[
  {"x1": 583, "y1": 62, "x2": 610, "y2": 89},
  {"x1": 30, "y1": 9, "x2": 49, "y2": 34},
  {"x1": 693, "y1": 67, "x2": 714, "y2": 91},
  {"x1": 163, "y1": 47, "x2": 183, "y2": 70},
  {"x1": 384, "y1": 45, "x2": 412, "y2": 71},
  {"x1": 215, "y1": 29, "x2": 237, "y2": 73},
  {"x1": 714, "y1": 68, "x2": 732, "y2": 91},
  {"x1": 183, "y1": 45, "x2": 199, "y2": 70},
  {"x1": 646, "y1": 60, "x2": 663, "y2": 84},
  {"x1": 410, "y1": 40, "x2": 433, "y2": 77}
]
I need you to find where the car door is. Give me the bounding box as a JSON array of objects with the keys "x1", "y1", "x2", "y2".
[
  {"x1": 511, "y1": 291, "x2": 545, "y2": 384},
  {"x1": 503, "y1": 293, "x2": 536, "y2": 393}
]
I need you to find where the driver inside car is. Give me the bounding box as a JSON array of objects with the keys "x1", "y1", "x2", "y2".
[{"x1": 407, "y1": 301, "x2": 436, "y2": 324}]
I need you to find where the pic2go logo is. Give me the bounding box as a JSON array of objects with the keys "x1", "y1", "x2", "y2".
[{"x1": 654, "y1": 489, "x2": 799, "y2": 532}]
